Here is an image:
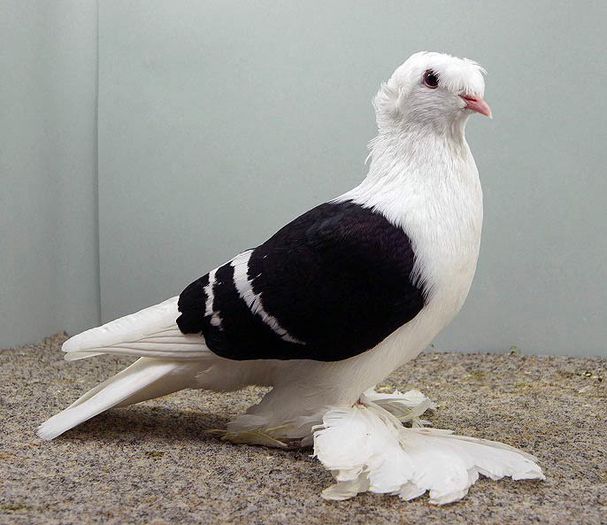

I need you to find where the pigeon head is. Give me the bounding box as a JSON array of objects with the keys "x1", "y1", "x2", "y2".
[{"x1": 374, "y1": 51, "x2": 491, "y2": 132}]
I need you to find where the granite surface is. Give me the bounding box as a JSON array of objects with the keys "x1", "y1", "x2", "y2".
[{"x1": 0, "y1": 334, "x2": 605, "y2": 524}]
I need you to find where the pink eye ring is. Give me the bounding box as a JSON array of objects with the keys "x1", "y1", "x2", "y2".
[{"x1": 423, "y1": 70, "x2": 439, "y2": 89}]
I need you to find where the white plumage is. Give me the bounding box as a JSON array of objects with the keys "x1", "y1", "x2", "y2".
[
  {"x1": 315, "y1": 390, "x2": 544, "y2": 504},
  {"x1": 38, "y1": 51, "x2": 544, "y2": 503}
]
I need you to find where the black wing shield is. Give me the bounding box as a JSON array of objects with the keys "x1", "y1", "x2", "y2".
[{"x1": 177, "y1": 201, "x2": 426, "y2": 361}]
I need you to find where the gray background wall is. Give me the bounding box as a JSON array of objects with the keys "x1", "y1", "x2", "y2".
[
  {"x1": 1, "y1": 1, "x2": 99, "y2": 347},
  {"x1": 2, "y1": 1, "x2": 606, "y2": 355}
]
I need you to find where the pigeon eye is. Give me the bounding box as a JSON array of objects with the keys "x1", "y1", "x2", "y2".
[{"x1": 423, "y1": 70, "x2": 439, "y2": 89}]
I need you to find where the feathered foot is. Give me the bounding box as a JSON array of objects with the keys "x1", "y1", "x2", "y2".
[
  {"x1": 216, "y1": 388, "x2": 436, "y2": 449},
  {"x1": 313, "y1": 390, "x2": 545, "y2": 505},
  {"x1": 210, "y1": 427, "x2": 290, "y2": 448}
]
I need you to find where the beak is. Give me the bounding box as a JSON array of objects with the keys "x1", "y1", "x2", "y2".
[{"x1": 460, "y1": 95, "x2": 492, "y2": 118}]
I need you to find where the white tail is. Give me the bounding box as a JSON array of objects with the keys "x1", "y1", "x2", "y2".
[
  {"x1": 62, "y1": 296, "x2": 206, "y2": 361},
  {"x1": 37, "y1": 358, "x2": 202, "y2": 440},
  {"x1": 38, "y1": 297, "x2": 211, "y2": 440}
]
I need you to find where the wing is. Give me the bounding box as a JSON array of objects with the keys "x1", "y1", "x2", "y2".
[{"x1": 177, "y1": 200, "x2": 426, "y2": 361}]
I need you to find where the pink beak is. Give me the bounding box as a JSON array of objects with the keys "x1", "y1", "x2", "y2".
[{"x1": 460, "y1": 95, "x2": 492, "y2": 118}]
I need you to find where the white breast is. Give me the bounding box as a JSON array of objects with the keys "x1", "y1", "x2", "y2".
[
  {"x1": 332, "y1": 134, "x2": 483, "y2": 385},
  {"x1": 406, "y1": 155, "x2": 483, "y2": 321},
  {"x1": 226, "y1": 134, "x2": 484, "y2": 418}
]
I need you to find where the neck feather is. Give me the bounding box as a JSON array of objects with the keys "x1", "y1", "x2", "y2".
[
  {"x1": 338, "y1": 121, "x2": 478, "y2": 215},
  {"x1": 367, "y1": 120, "x2": 470, "y2": 179}
]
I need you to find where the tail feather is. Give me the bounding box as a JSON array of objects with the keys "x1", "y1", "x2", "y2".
[
  {"x1": 62, "y1": 297, "x2": 208, "y2": 361},
  {"x1": 62, "y1": 297, "x2": 179, "y2": 352},
  {"x1": 37, "y1": 358, "x2": 201, "y2": 440},
  {"x1": 38, "y1": 297, "x2": 213, "y2": 440}
]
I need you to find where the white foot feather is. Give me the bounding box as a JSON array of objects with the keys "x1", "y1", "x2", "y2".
[{"x1": 313, "y1": 390, "x2": 544, "y2": 505}]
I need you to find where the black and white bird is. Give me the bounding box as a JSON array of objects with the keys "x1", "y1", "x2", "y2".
[{"x1": 39, "y1": 52, "x2": 544, "y2": 504}]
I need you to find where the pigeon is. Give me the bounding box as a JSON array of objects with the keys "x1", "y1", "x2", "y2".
[{"x1": 38, "y1": 51, "x2": 544, "y2": 504}]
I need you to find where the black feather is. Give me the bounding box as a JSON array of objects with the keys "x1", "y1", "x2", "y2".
[{"x1": 177, "y1": 200, "x2": 426, "y2": 362}]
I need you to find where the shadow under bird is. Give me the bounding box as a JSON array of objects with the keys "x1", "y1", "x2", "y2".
[{"x1": 38, "y1": 52, "x2": 544, "y2": 504}]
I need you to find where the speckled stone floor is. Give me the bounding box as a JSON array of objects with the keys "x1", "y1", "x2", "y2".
[{"x1": 1, "y1": 334, "x2": 605, "y2": 524}]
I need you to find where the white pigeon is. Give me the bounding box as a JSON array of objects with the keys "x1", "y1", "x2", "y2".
[{"x1": 38, "y1": 51, "x2": 544, "y2": 504}]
